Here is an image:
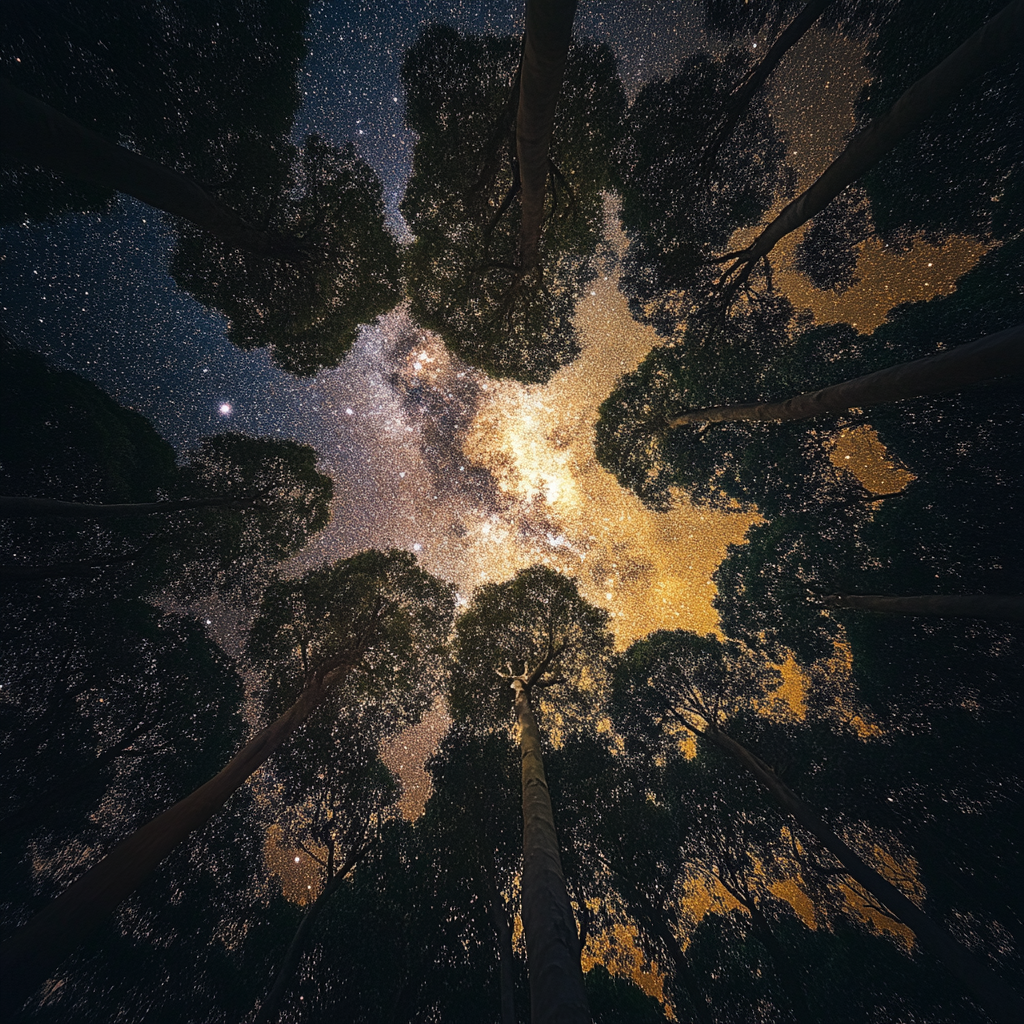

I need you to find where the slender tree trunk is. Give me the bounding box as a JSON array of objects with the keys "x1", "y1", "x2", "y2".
[
  {"x1": 0, "y1": 78, "x2": 293, "y2": 257},
  {"x1": 0, "y1": 494, "x2": 257, "y2": 519},
  {"x1": 484, "y1": 846, "x2": 518, "y2": 1024},
  {"x1": 668, "y1": 324, "x2": 1024, "y2": 426},
  {"x1": 720, "y1": 879, "x2": 813, "y2": 1024},
  {"x1": 822, "y1": 593, "x2": 1024, "y2": 623},
  {"x1": 517, "y1": 0, "x2": 578, "y2": 272},
  {"x1": 706, "y1": 724, "x2": 1024, "y2": 1023},
  {"x1": 0, "y1": 666, "x2": 348, "y2": 1016},
  {"x1": 700, "y1": 0, "x2": 833, "y2": 174},
  {"x1": 514, "y1": 681, "x2": 590, "y2": 1024},
  {"x1": 489, "y1": 877, "x2": 519, "y2": 1024},
  {"x1": 251, "y1": 850, "x2": 362, "y2": 1024},
  {"x1": 617, "y1": 880, "x2": 712, "y2": 1024},
  {"x1": 721, "y1": 0, "x2": 1024, "y2": 276}
]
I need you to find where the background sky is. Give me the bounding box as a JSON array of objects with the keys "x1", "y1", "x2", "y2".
[{"x1": 0, "y1": 0, "x2": 984, "y2": 813}]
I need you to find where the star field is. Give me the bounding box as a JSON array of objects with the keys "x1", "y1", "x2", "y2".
[{"x1": 0, "y1": 0, "x2": 987, "y2": 849}]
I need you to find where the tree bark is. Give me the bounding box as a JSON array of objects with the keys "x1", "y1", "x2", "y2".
[
  {"x1": 0, "y1": 78, "x2": 291, "y2": 257},
  {"x1": 706, "y1": 724, "x2": 1024, "y2": 1024},
  {"x1": 615, "y1": 877, "x2": 712, "y2": 1024},
  {"x1": 721, "y1": 0, "x2": 1024, "y2": 274},
  {"x1": 514, "y1": 681, "x2": 590, "y2": 1024},
  {"x1": 0, "y1": 494, "x2": 256, "y2": 519},
  {"x1": 484, "y1": 845, "x2": 518, "y2": 1024},
  {"x1": 717, "y1": 876, "x2": 814, "y2": 1024},
  {"x1": 0, "y1": 663, "x2": 351, "y2": 1016},
  {"x1": 700, "y1": 0, "x2": 833, "y2": 175},
  {"x1": 667, "y1": 324, "x2": 1024, "y2": 426},
  {"x1": 251, "y1": 850, "x2": 362, "y2": 1024},
  {"x1": 517, "y1": 0, "x2": 579, "y2": 272},
  {"x1": 822, "y1": 593, "x2": 1024, "y2": 623}
]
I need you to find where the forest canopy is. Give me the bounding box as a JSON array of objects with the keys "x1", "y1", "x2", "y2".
[{"x1": 1, "y1": 0, "x2": 1022, "y2": 1021}]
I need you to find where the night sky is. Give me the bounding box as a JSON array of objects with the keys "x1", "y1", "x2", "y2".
[
  {"x1": 0, "y1": 1, "x2": 986, "y2": 814},
  {"x1": 4, "y1": 1, "x2": 1020, "y2": 1017}
]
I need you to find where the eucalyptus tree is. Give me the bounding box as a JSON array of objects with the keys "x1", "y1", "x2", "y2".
[
  {"x1": 401, "y1": 23, "x2": 624, "y2": 382},
  {"x1": 2, "y1": 29, "x2": 402, "y2": 375},
  {"x1": 597, "y1": 233, "x2": 1024, "y2": 520},
  {"x1": 696, "y1": 0, "x2": 831, "y2": 177},
  {"x1": 0, "y1": 598, "x2": 243, "y2": 851},
  {"x1": 663, "y1": 323, "x2": 1023, "y2": 426},
  {"x1": 451, "y1": 564, "x2": 613, "y2": 1024},
  {"x1": 856, "y1": 0, "x2": 1023, "y2": 246},
  {"x1": 16, "y1": 790, "x2": 294, "y2": 1024},
  {"x1": 717, "y1": 0, "x2": 1024, "y2": 302},
  {"x1": 613, "y1": 49, "x2": 788, "y2": 332},
  {"x1": 0, "y1": 430, "x2": 333, "y2": 602},
  {"x1": 611, "y1": 630, "x2": 1024, "y2": 1022},
  {"x1": 278, "y1": 733, "x2": 524, "y2": 1023},
  {"x1": 0, "y1": 347, "x2": 333, "y2": 599},
  {"x1": 171, "y1": 134, "x2": 402, "y2": 376},
  {"x1": 0, "y1": 549, "x2": 454, "y2": 1014},
  {"x1": 0, "y1": 0, "x2": 308, "y2": 225},
  {"x1": 250, "y1": 713, "x2": 401, "y2": 1024},
  {"x1": 595, "y1": 299, "x2": 884, "y2": 520},
  {"x1": 1, "y1": 77, "x2": 295, "y2": 256}
]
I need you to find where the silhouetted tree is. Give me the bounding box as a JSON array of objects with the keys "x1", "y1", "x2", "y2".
[
  {"x1": 401, "y1": 24, "x2": 624, "y2": 382},
  {"x1": 717, "y1": 0, "x2": 1024, "y2": 302},
  {"x1": 612, "y1": 631, "x2": 1024, "y2": 1021},
  {"x1": 0, "y1": 550, "x2": 453, "y2": 1013},
  {"x1": 451, "y1": 565, "x2": 613, "y2": 1024}
]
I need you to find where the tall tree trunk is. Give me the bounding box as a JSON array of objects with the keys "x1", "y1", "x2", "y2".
[
  {"x1": 517, "y1": 0, "x2": 578, "y2": 272},
  {"x1": 668, "y1": 324, "x2": 1024, "y2": 426},
  {"x1": 0, "y1": 662, "x2": 351, "y2": 1016},
  {"x1": 716, "y1": 876, "x2": 814, "y2": 1024},
  {"x1": 705, "y1": 724, "x2": 1024, "y2": 1023},
  {"x1": 615, "y1": 877, "x2": 712, "y2": 1024},
  {"x1": 484, "y1": 846, "x2": 519, "y2": 1024},
  {"x1": 720, "y1": 0, "x2": 1024, "y2": 282},
  {"x1": 700, "y1": 0, "x2": 833, "y2": 174},
  {"x1": 251, "y1": 850, "x2": 362, "y2": 1024},
  {"x1": 514, "y1": 680, "x2": 590, "y2": 1024},
  {"x1": 0, "y1": 78, "x2": 293, "y2": 257},
  {"x1": 0, "y1": 494, "x2": 257, "y2": 519},
  {"x1": 822, "y1": 593, "x2": 1024, "y2": 622}
]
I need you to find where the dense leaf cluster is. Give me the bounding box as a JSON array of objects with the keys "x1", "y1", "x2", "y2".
[{"x1": 402, "y1": 26, "x2": 624, "y2": 383}]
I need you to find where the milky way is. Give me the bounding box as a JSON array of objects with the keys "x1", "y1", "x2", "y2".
[{"x1": 0, "y1": 2, "x2": 985, "y2": 820}]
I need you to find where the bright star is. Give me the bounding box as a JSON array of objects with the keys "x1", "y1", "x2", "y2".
[{"x1": 219, "y1": 403, "x2": 232, "y2": 416}]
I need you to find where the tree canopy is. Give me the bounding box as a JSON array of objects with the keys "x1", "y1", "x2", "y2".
[{"x1": 401, "y1": 25, "x2": 625, "y2": 383}]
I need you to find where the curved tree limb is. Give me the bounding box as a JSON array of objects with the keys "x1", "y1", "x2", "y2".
[
  {"x1": 667, "y1": 324, "x2": 1024, "y2": 426},
  {"x1": 717, "y1": 0, "x2": 1024, "y2": 277},
  {"x1": 699, "y1": 0, "x2": 833, "y2": 176}
]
